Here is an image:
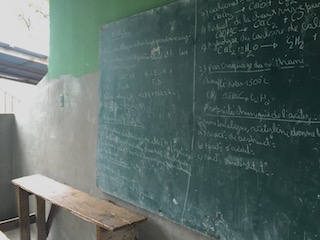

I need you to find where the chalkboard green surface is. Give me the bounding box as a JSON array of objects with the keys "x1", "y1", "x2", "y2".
[{"x1": 97, "y1": 0, "x2": 320, "y2": 239}]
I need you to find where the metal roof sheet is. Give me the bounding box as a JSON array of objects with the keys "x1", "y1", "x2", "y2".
[{"x1": 0, "y1": 42, "x2": 48, "y2": 85}]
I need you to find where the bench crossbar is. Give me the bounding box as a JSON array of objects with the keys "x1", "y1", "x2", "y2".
[{"x1": 12, "y1": 174, "x2": 146, "y2": 240}]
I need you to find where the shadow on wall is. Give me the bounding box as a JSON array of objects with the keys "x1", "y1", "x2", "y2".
[{"x1": 0, "y1": 114, "x2": 16, "y2": 220}]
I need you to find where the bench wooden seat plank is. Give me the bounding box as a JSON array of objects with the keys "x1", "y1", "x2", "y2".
[
  {"x1": 0, "y1": 230, "x2": 10, "y2": 240},
  {"x1": 12, "y1": 174, "x2": 146, "y2": 240}
]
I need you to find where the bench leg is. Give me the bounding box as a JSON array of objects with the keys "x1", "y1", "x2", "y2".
[
  {"x1": 46, "y1": 204, "x2": 57, "y2": 237},
  {"x1": 36, "y1": 196, "x2": 46, "y2": 240},
  {"x1": 16, "y1": 187, "x2": 30, "y2": 240},
  {"x1": 96, "y1": 226, "x2": 136, "y2": 240}
]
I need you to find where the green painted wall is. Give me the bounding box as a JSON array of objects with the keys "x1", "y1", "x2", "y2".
[{"x1": 49, "y1": 0, "x2": 175, "y2": 79}]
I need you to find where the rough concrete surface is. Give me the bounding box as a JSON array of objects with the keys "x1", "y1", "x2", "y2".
[{"x1": 14, "y1": 74, "x2": 212, "y2": 240}]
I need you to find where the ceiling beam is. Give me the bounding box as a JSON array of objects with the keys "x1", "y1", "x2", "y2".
[
  {"x1": 0, "y1": 46, "x2": 48, "y2": 65},
  {"x1": 0, "y1": 72, "x2": 39, "y2": 85},
  {"x1": 0, "y1": 61, "x2": 46, "y2": 76}
]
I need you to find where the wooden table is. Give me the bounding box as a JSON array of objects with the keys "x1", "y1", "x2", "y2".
[{"x1": 12, "y1": 174, "x2": 146, "y2": 240}]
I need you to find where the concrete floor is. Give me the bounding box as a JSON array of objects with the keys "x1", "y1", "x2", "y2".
[{"x1": 3, "y1": 228, "x2": 36, "y2": 240}]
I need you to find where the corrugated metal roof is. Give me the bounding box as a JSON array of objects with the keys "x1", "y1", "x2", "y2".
[{"x1": 0, "y1": 42, "x2": 48, "y2": 85}]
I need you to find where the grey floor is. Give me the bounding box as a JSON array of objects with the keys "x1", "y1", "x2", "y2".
[{"x1": 3, "y1": 227, "x2": 36, "y2": 240}]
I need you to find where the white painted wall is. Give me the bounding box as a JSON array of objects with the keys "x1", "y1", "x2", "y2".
[{"x1": 0, "y1": 78, "x2": 35, "y2": 113}]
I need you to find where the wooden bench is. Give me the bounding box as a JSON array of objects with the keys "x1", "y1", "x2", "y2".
[{"x1": 12, "y1": 174, "x2": 147, "y2": 240}]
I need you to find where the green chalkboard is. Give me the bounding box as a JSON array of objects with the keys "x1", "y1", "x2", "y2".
[{"x1": 97, "y1": 0, "x2": 320, "y2": 239}]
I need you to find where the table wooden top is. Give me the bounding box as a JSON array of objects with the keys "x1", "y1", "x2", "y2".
[{"x1": 12, "y1": 174, "x2": 146, "y2": 232}]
